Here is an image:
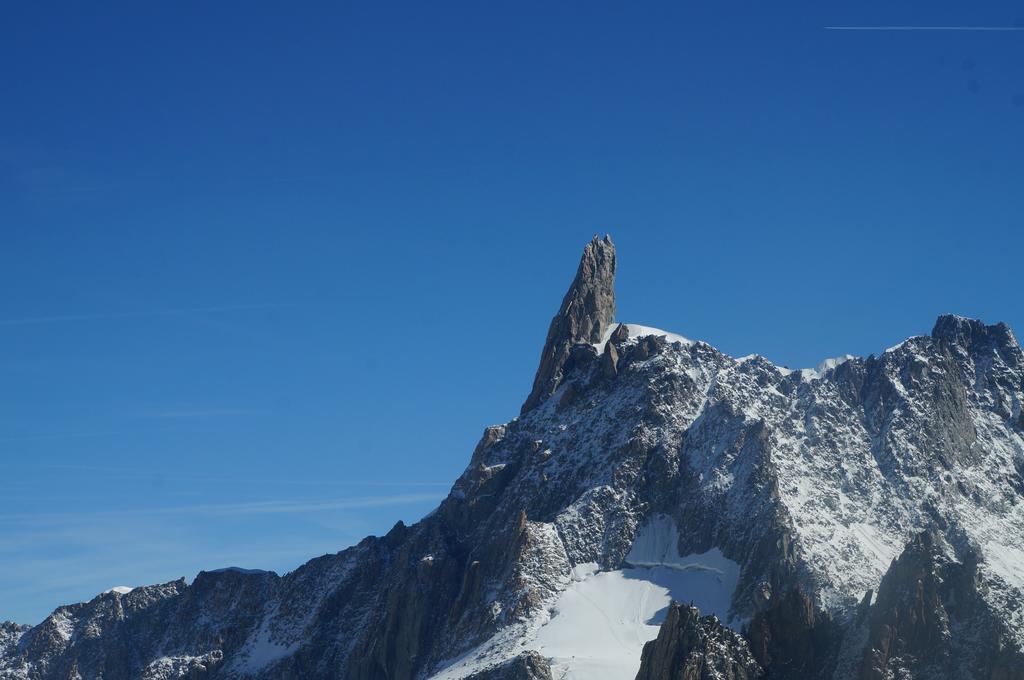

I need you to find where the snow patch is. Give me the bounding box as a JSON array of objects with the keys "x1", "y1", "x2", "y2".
[
  {"x1": 624, "y1": 324, "x2": 692, "y2": 346},
  {"x1": 593, "y1": 323, "x2": 693, "y2": 354},
  {"x1": 429, "y1": 516, "x2": 740, "y2": 680},
  {"x1": 624, "y1": 515, "x2": 740, "y2": 622},
  {"x1": 533, "y1": 567, "x2": 672, "y2": 680},
  {"x1": 735, "y1": 352, "x2": 857, "y2": 380},
  {"x1": 592, "y1": 323, "x2": 620, "y2": 352},
  {"x1": 49, "y1": 611, "x2": 74, "y2": 642},
  {"x1": 884, "y1": 338, "x2": 913, "y2": 354},
  {"x1": 814, "y1": 354, "x2": 856, "y2": 376},
  {"x1": 985, "y1": 540, "x2": 1024, "y2": 591},
  {"x1": 534, "y1": 560, "x2": 739, "y2": 679},
  {"x1": 797, "y1": 355, "x2": 857, "y2": 381},
  {"x1": 233, "y1": 615, "x2": 299, "y2": 673}
]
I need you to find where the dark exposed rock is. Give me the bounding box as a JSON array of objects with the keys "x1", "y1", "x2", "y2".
[
  {"x1": 858, "y1": 531, "x2": 951, "y2": 680},
  {"x1": 464, "y1": 652, "x2": 552, "y2": 680},
  {"x1": 469, "y1": 425, "x2": 508, "y2": 467},
  {"x1": 521, "y1": 235, "x2": 616, "y2": 413},
  {"x1": 857, "y1": 530, "x2": 1024, "y2": 680},
  {"x1": 139, "y1": 650, "x2": 223, "y2": 680},
  {"x1": 567, "y1": 342, "x2": 600, "y2": 370},
  {"x1": 931, "y1": 314, "x2": 1017, "y2": 357},
  {"x1": 635, "y1": 603, "x2": 762, "y2": 680},
  {"x1": 0, "y1": 575, "x2": 264, "y2": 680},
  {"x1": 746, "y1": 588, "x2": 840, "y2": 680},
  {"x1": 610, "y1": 322, "x2": 629, "y2": 345},
  {"x1": 601, "y1": 342, "x2": 620, "y2": 379},
  {"x1": 854, "y1": 589, "x2": 873, "y2": 625}
]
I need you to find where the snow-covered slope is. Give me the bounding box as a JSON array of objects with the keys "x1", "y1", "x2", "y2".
[
  {"x1": 2, "y1": 237, "x2": 1022, "y2": 680},
  {"x1": 431, "y1": 516, "x2": 741, "y2": 680}
]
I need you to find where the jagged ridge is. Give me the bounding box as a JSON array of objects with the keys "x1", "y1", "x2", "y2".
[{"x1": 3, "y1": 239, "x2": 1023, "y2": 680}]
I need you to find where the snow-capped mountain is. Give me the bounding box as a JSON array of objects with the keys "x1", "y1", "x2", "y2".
[{"x1": 3, "y1": 236, "x2": 1023, "y2": 680}]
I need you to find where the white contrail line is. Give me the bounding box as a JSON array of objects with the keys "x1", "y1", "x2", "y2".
[{"x1": 826, "y1": 26, "x2": 1024, "y2": 31}]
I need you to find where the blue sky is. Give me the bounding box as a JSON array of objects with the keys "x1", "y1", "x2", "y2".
[{"x1": 2, "y1": 1, "x2": 1023, "y2": 624}]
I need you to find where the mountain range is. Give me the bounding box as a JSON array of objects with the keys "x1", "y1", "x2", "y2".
[{"x1": 3, "y1": 236, "x2": 1023, "y2": 680}]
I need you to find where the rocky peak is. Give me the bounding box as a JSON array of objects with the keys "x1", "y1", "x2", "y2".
[
  {"x1": 931, "y1": 314, "x2": 1018, "y2": 353},
  {"x1": 635, "y1": 603, "x2": 763, "y2": 680},
  {"x1": 521, "y1": 234, "x2": 616, "y2": 413}
]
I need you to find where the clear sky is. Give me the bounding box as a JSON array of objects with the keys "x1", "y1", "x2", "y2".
[{"x1": 2, "y1": 1, "x2": 1023, "y2": 624}]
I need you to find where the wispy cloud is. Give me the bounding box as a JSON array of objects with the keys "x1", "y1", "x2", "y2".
[
  {"x1": 31, "y1": 463, "x2": 451, "y2": 488},
  {"x1": 825, "y1": 25, "x2": 1024, "y2": 31},
  {"x1": 60, "y1": 173, "x2": 344, "y2": 195},
  {"x1": 140, "y1": 408, "x2": 257, "y2": 420},
  {"x1": 0, "y1": 491, "x2": 443, "y2": 623},
  {"x1": 0, "y1": 430, "x2": 130, "y2": 443},
  {"x1": 64, "y1": 182, "x2": 131, "y2": 193},
  {"x1": 0, "y1": 531, "x2": 361, "y2": 622},
  {"x1": 0, "y1": 412, "x2": 251, "y2": 441},
  {"x1": 0, "y1": 303, "x2": 291, "y2": 327},
  {"x1": 0, "y1": 543, "x2": 317, "y2": 601},
  {"x1": 0, "y1": 493, "x2": 446, "y2": 525},
  {"x1": 158, "y1": 494, "x2": 447, "y2": 517}
]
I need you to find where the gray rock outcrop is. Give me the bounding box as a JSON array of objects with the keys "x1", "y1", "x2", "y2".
[
  {"x1": 521, "y1": 234, "x2": 616, "y2": 413},
  {"x1": 464, "y1": 652, "x2": 552, "y2": 680},
  {"x1": 635, "y1": 603, "x2": 762, "y2": 680},
  {"x1": 856, "y1": 531, "x2": 1024, "y2": 680}
]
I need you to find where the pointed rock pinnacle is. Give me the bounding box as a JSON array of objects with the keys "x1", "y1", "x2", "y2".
[{"x1": 521, "y1": 234, "x2": 616, "y2": 414}]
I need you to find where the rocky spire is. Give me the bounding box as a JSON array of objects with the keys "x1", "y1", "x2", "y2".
[{"x1": 521, "y1": 235, "x2": 616, "y2": 414}]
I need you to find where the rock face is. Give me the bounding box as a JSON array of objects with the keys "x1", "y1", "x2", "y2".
[
  {"x1": 521, "y1": 234, "x2": 616, "y2": 413},
  {"x1": 2, "y1": 237, "x2": 1023, "y2": 680},
  {"x1": 635, "y1": 604, "x2": 762, "y2": 680},
  {"x1": 855, "y1": 531, "x2": 1024, "y2": 680},
  {"x1": 464, "y1": 653, "x2": 552, "y2": 680}
]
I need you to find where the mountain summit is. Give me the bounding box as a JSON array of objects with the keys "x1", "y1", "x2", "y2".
[
  {"x1": 522, "y1": 234, "x2": 616, "y2": 413},
  {"x1": 3, "y1": 238, "x2": 1023, "y2": 680}
]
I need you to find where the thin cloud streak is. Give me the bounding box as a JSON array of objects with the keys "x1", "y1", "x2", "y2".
[
  {"x1": 0, "y1": 489, "x2": 438, "y2": 623},
  {"x1": 0, "y1": 303, "x2": 292, "y2": 327},
  {"x1": 61, "y1": 173, "x2": 344, "y2": 195},
  {"x1": 0, "y1": 536, "x2": 357, "y2": 622},
  {"x1": 158, "y1": 494, "x2": 447, "y2": 517},
  {"x1": 0, "y1": 410, "x2": 256, "y2": 442},
  {"x1": 0, "y1": 493, "x2": 446, "y2": 524},
  {"x1": 0, "y1": 430, "x2": 130, "y2": 443},
  {"x1": 34, "y1": 463, "x2": 451, "y2": 487},
  {"x1": 141, "y1": 408, "x2": 257, "y2": 419},
  {"x1": 825, "y1": 26, "x2": 1024, "y2": 31}
]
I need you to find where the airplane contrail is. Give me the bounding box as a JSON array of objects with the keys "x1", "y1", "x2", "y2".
[{"x1": 826, "y1": 26, "x2": 1024, "y2": 31}]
